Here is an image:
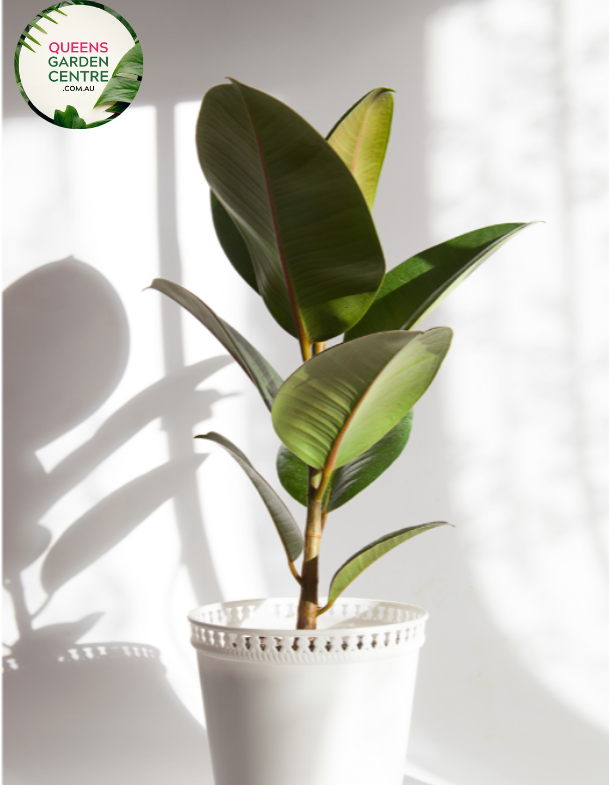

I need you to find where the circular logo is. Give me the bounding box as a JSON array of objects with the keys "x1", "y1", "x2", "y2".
[{"x1": 15, "y1": 3, "x2": 142, "y2": 129}]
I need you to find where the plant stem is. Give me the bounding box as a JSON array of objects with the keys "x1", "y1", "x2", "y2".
[
  {"x1": 296, "y1": 467, "x2": 324, "y2": 629},
  {"x1": 316, "y1": 598, "x2": 334, "y2": 616},
  {"x1": 288, "y1": 560, "x2": 303, "y2": 585},
  {"x1": 300, "y1": 339, "x2": 312, "y2": 362},
  {"x1": 296, "y1": 342, "x2": 327, "y2": 628}
]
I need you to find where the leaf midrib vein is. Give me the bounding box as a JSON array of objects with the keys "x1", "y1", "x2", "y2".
[{"x1": 235, "y1": 83, "x2": 307, "y2": 346}]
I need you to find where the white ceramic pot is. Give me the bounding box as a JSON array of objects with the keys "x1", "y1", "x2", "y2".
[{"x1": 188, "y1": 597, "x2": 427, "y2": 785}]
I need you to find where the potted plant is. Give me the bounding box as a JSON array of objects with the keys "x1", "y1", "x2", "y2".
[{"x1": 149, "y1": 79, "x2": 530, "y2": 785}]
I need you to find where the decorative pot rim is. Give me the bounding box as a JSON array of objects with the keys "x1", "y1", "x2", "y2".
[{"x1": 188, "y1": 597, "x2": 428, "y2": 664}]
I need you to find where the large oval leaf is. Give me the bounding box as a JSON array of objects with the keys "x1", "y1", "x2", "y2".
[
  {"x1": 196, "y1": 79, "x2": 385, "y2": 343},
  {"x1": 346, "y1": 223, "x2": 532, "y2": 340},
  {"x1": 196, "y1": 432, "x2": 303, "y2": 562},
  {"x1": 272, "y1": 329, "x2": 451, "y2": 471},
  {"x1": 326, "y1": 522, "x2": 450, "y2": 606},
  {"x1": 210, "y1": 191, "x2": 258, "y2": 292},
  {"x1": 277, "y1": 410, "x2": 414, "y2": 511},
  {"x1": 148, "y1": 279, "x2": 282, "y2": 410},
  {"x1": 209, "y1": 88, "x2": 394, "y2": 293},
  {"x1": 327, "y1": 88, "x2": 394, "y2": 210}
]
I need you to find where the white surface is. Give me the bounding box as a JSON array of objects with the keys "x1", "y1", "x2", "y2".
[
  {"x1": 427, "y1": 0, "x2": 608, "y2": 730},
  {"x1": 405, "y1": 762, "x2": 463, "y2": 785}
]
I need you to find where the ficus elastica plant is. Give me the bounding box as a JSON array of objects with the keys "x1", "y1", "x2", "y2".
[{"x1": 149, "y1": 79, "x2": 531, "y2": 629}]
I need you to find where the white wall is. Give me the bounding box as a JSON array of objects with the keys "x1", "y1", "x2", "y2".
[{"x1": 3, "y1": 1, "x2": 607, "y2": 784}]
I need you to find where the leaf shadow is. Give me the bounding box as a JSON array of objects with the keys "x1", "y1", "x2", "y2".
[
  {"x1": 3, "y1": 258, "x2": 228, "y2": 785},
  {"x1": 42, "y1": 355, "x2": 233, "y2": 511},
  {"x1": 41, "y1": 453, "x2": 208, "y2": 597}
]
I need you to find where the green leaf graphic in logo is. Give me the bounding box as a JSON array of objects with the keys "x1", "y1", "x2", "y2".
[
  {"x1": 54, "y1": 104, "x2": 86, "y2": 128},
  {"x1": 15, "y1": 3, "x2": 142, "y2": 128},
  {"x1": 94, "y1": 43, "x2": 142, "y2": 110}
]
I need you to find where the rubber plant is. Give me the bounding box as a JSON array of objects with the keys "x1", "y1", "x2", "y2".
[{"x1": 149, "y1": 80, "x2": 531, "y2": 629}]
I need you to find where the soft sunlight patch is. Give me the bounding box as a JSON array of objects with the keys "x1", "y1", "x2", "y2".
[{"x1": 427, "y1": 0, "x2": 608, "y2": 730}]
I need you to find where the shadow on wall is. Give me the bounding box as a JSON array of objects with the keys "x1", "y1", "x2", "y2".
[{"x1": 3, "y1": 259, "x2": 220, "y2": 784}]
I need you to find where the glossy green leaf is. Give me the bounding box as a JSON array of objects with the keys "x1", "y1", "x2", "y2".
[
  {"x1": 272, "y1": 329, "x2": 451, "y2": 471},
  {"x1": 327, "y1": 522, "x2": 450, "y2": 605},
  {"x1": 277, "y1": 444, "x2": 309, "y2": 507},
  {"x1": 346, "y1": 223, "x2": 531, "y2": 340},
  {"x1": 277, "y1": 410, "x2": 413, "y2": 511},
  {"x1": 210, "y1": 191, "x2": 258, "y2": 292},
  {"x1": 196, "y1": 432, "x2": 303, "y2": 562},
  {"x1": 196, "y1": 79, "x2": 385, "y2": 343},
  {"x1": 54, "y1": 105, "x2": 86, "y2": 129},
  {"x1": 148, "y1": 279, "x2": 282, "y2": 410},
  {"x1": 327, "y1": 410, "x2": 413, "y2": 510},
  {"x1": 327, "y1": 88, "x2": 393, "y2": 210},
  {"x1": 94, "y1": 43, "x2": 142, "y2": 108}
]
